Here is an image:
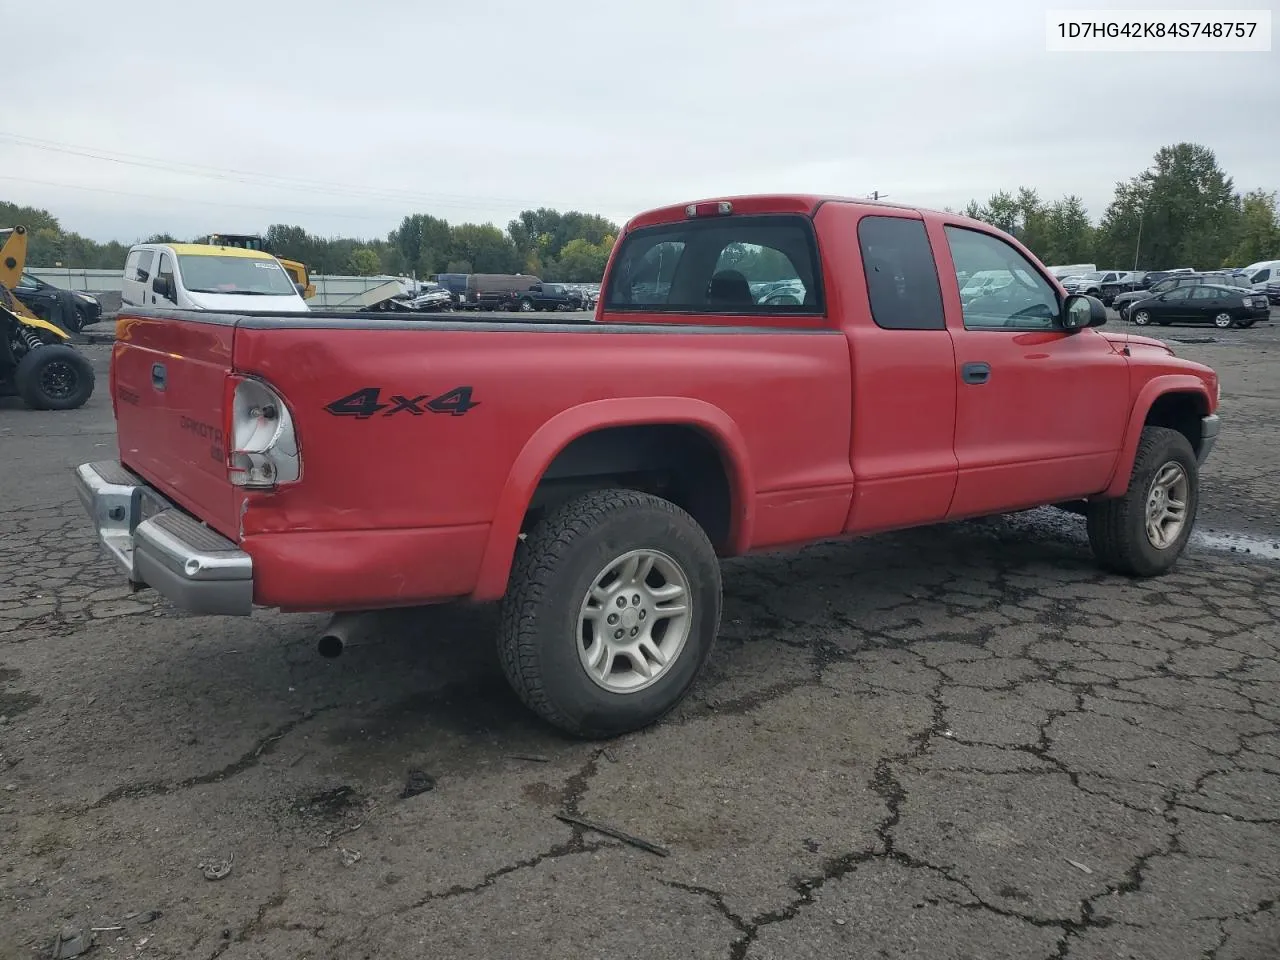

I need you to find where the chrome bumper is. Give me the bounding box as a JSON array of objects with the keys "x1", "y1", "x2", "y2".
[
  {"x1": 1198, "y1": 414, "x2": 1220, "y2": 466},
  {"x1": 74, "y1": 461, "x2": 253, "y2": 616}
]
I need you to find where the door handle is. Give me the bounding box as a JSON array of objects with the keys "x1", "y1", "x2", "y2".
[
  {"x1": 151, "y1": 363, "x2": 167, "y2": 391},
  {"x1": 961, "y1": 362, "x2": 990, "y2": 385}
]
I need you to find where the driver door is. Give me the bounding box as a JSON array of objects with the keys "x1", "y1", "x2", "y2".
[{"x1": 936, "y1": 223, "x2": 1130, "y2": 517}]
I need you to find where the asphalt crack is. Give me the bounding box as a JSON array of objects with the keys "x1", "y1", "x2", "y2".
[{"x1": 89, "y1": 708, "x2": 334, "y2": 809}]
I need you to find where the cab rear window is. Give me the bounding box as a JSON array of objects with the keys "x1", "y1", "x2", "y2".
[{"x1": 603, "y1": 214, "x2": 824, "y2": 315}]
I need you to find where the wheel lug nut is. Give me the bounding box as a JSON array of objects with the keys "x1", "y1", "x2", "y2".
[
  {"x1": 616, "y1": 597, "x2": 627, "y2": 608},
  {"x1": 638, "y1": 609, "x2": 647, "y2": 620},
  {"x1": 632, "y1": 594, "x2": 641, "y2": 605},
  {"x1": 614, "y1": 629, "x2": 624, "y2": 640},
  {"x1": 630, "y1": 627, "x2": 638, "y2": 637},
  {"x1": 607, "y1": 613, "x2": 618, "y2": 625}
]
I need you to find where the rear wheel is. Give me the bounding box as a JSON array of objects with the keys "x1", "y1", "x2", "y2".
[
  {"x1": 1086, "y1": 426, "x2": 1198, "y2": 577},
  {"x1": 1213, "y1": 312, "x2": 1235, "y2": 329},
  {"x1": 1132, "y1": 310, "x2": 1152, "y2": 326},
  {"x1": 498, "y1": 488, "x2": 722, "y2": 739},
  {"x1": 519, "y1": 298, "x2": 535, "y2": 312},
  {"x1": 14, "y1": 344, "x2": 95, "y2": 411}
]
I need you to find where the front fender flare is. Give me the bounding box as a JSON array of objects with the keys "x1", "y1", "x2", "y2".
[
  {"x1": 470, "y1": 397, "x2": 755, "y2": 602},
  {"x1": 1101, "y1": 375, "x2": 1212, "y2": 499}
]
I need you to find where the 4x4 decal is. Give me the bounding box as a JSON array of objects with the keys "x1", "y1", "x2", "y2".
[{"x1": 324, "y1": 386, "x2": 478, "y2": 419}]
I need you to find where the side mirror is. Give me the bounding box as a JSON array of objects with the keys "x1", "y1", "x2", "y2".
[
  {"x1": 1062, "y1": 293, "x2": 1106, "y2": 331},
  {"x1": 153, "y1": 276, "x2": 174, "y2": 300}
]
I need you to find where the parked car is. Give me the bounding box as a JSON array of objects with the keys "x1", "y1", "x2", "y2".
[
  {"x1": 1128, "y1": 281, "x2": 1270, "y2": 329},
  {"x1": 122, "y1": 243, "x2": 310, "y2": 313},
  {"x1": 12, "y1": 272, "x2": 102, "y2": 333},
  {"x1": 1114, "y1": 271, "x2": 1250, "y2": 320},
  {"x1": 1265, "y1": 279, "x2": 1280, "y2": 305},
  {"x1": 1098, "y1": 271, "x2": 1145, "y2": 304},
  {"x1": 510, "y1": 282, "x2": 586, "y2": 312},
  {"x1": 74, "y1": 194, "x2": 1222, "y2": 738},
  {"x1": 1062, "y1": 270, "x2": 1139, "y2": 302}
]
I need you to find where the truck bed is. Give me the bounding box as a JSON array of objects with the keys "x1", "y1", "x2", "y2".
[{"x1": 108, "y1": 308, "x2": 856, "y2": 611}]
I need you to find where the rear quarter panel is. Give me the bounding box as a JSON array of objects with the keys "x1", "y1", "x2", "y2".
[{"x1": 232, "y1": 319, "x2": 855, "y2": 599}]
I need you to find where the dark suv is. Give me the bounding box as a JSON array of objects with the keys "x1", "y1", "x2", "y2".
[{"x1": 1114, "y1": 272, "x2": 1250, "y2": 320}]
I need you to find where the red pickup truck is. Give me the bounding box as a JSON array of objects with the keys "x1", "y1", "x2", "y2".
[{"x1": 76, "y1": 195, "x2": 1221, "y2": 738}]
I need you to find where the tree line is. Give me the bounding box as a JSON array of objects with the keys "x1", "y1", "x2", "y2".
[
  {"x1": 956, "y1": 143, "x2": 1279, "y2": 270},
  {"x1": 6, "y1": 141, "x2": 1276, "y2": 282},
  {"x1": 1, "y1": 202, "x2": 619, "y2": 283}
]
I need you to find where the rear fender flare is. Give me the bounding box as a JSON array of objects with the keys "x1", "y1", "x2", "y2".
[
  {"x1": 1102, "y1": 375, "x2": 1212, "y2": 499},
  {"x1": 470, "y1": 398, "x2": 755, "y2": 601}
]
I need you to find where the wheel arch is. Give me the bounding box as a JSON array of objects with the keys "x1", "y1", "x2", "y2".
[
  {"x1": 1102, "y1": 377, "x2": 1212, "y2": 499},
  {"x1": 470, "y1": 398, "x2": 755, "y2": 601}
]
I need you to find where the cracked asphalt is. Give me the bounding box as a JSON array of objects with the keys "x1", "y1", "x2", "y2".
[{"x1": 2, "y1": 324, "x2": 1278, "y2": 960}]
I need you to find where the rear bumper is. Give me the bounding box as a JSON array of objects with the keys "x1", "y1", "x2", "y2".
[
  {"x1": 74, "y1": 460, "x2": 253, "y2": 616},
  {"x1": 1198, "y1": 414, "x2": 1220, "y2": 466}
]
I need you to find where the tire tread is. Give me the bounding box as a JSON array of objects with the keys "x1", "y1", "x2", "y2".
[
  {"x1": 497, "y1": 488, "x2": 716, "y2": 738},
  {"x1": 1087, "y1": 425, "x2": 1196, "y2": 577}
]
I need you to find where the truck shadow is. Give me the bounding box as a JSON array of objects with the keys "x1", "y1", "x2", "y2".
[{"x1": 309, "y1": 509, "x2": 1104, "y2": 770}]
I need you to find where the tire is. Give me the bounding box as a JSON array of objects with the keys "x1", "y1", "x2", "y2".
[
  {"x1": 14, "y1": 344, "x2": 95, "y2": 411},
  {"x1": 519, "y1": 298, "x2": 534, "y2": 312},
  {"x1": 1212, "y1": 312, "x2": 1235, "y2": 329},
  {"x1": 498, "y1": 488, "x2": 722, "y2": 739},
  {"x1": 1086, "y1": 426, "x2": 1198, "y2": 578},
  {"x1": 1132, "y1": 310, "x2": 1151, "y2": 326}
]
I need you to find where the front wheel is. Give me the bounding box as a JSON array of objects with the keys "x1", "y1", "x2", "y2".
[
  {"x1": 498, "y1": 488, "x2": 722, "y2": 738},
  {"x1": 14, "y1": 344, "x2": 96, "y2": 410},
  {"x1": 1086, "y1": 426, "x2": 1198, "y2": 577}
]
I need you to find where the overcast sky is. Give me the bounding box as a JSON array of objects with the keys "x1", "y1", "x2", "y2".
[{"x1": 6, "y1": 0, "x2": 1277, "y2": 242}]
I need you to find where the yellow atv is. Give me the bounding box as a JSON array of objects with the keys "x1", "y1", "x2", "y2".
[
  {"x1": 1, "y1": 287, "x2": 95, "y2": 409},
  {"x1": 0, "y1": 228, "x2": 95, "y2": 410}
]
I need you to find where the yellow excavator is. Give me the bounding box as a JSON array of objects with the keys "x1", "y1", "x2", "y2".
[
  {"x1": 199, "y1": 233, "x2": 316, "y2": 299},
  {"x1": 0, "y1": 225, "x2": 95, "y2": 409}
]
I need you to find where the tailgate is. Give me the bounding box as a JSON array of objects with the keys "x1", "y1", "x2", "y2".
[{"x1": 112, "y1": 314, "x2": 240, "y2": 539}]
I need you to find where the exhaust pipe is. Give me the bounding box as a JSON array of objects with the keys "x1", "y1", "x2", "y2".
[{"x1": 317, "y1": 612, "x2": 363, "y2": 658}]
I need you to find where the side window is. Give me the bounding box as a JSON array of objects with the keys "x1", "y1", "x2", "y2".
[
  {"x1": 1190, "y1": 286, "x2": 1220, "y2": 301},
  {"x1": 856, "y1": 215, "x2": 945, "y2": 330},
  {"x1": 155, "y1": 253, "x2": 175, "y2": 290},
  {"x1": 1255, "y1": 268, "x2": 1271, "y2": 283},
  {"x1": 135, "y1": 250, "x2": 155, "y2": 283},
  {"x1": 16, "y1": 273, "x2": 38, "y2": 291},
  {"x1": 124, "y1": 251, "x2": 140, "y2": 280},
  {"x1": 603, "y1": 214, "x2": 823, "y2": 315},
  {"x1": 1163, "y1": 287, "x2": 1192, "y2": 302},
  {"x1": 943, "y1": 226, "x2": 1058, "y2": 330}
]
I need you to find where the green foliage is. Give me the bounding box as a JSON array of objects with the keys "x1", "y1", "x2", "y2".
[
  {"x1": 1227, "y1": 190, "x2": 1280, "y2": 266},
  {"x1": 9, "y1": 202, "x2": 621, "y2": 281},
  {"x1": 346, "y1": 248, "x2": 382, "y2": 275},
  {"x1": 10, "y1": 143, "x2": 1272, "y2": 280},
  {"x1": 963, "y1": 143, "x2": 1271, "y2": 271}
]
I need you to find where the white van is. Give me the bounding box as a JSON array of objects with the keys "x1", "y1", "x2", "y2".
[
  {"x1": 121, "y1": 243, "x2": 310, "y2": 313},
  {"x1": 1241, "y1": 259, "x2": 1280, "y2": 291}
]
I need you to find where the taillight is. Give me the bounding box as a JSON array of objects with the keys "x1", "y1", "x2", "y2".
[{"x1": 224, "y1": 375, "x2": 300, "y2": 489}]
